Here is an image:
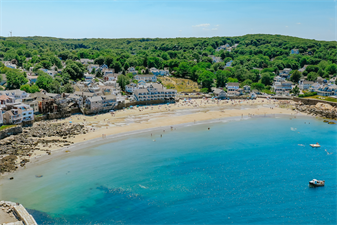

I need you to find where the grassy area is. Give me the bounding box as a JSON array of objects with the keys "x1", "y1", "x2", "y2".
[
  {"x1": 0, "y1": 125, "x2": 16, "y2": 131},
  {"x1": 160, "y1": 77, "x2": 200, "y2": 92},
  {"x1": 262, "y1": 89, "x2": 275, "y2": 95},
  {"x1": 304, "y1": 95, "x2": 337, "y2": 103}
]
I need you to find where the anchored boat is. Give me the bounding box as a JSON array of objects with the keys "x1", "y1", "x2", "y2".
[
  {"x1": 309, "y1": 179, "x2": 325, "y2": 187},
  {"x1": 310, "y1": 143, "x2": 321, "y2": 148}
]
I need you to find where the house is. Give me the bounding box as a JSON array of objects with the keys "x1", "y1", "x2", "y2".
[
  {"x1": 134, "y1": 74, "x2": 157, "y2": 83},
  {"x1": 274, "y1": 76, "x2": 286, "y2": 82},
  {"x1": 133, "y1": 84, "x2": 177, "y2": 101},
  {"x1": 80, "y1": 59, "x2": 94, "y2": 65},
  {"x1": 309, "y1": 83, "x2": 320, "y2": 92},
  {"x1": 272, "y1": 81, "x2": 293, "y2": 95},
  {"x1": 279, "y1": 68, "x2": 292, "y2": 79},
  {"x1": 290, "y1": 49, "x2": 300, "y2": 54},
  {"x1": 224, "y1": 60, "x2": 233, "y2": 68},
  {"x1": 298, "y1": 65, "x2": 308, "y2": 73},
  {"x1": 84, "y1": 73, "x2": 95, "y2": 83},
  {"x1": 316, "y1": 85, "x2": 337, "y2": 96},
  {"x1": 102, "y1": 95, "x2": 117, "y2": 108},
  {"x1": 102, "y1": 68, "x2": 114, "y2": 76},
  {"x1": 226, "y1": 82, "x2": 240, "y2": 95},
  {"x1": 299, "y1": 80, "x2": 314, "y2": 90},
  {"x1": 85, "y1": 96, "x2": 103, "y2": 110},
  {"x1": 127, "y1": 67, "x2": 137, "y2": 75},
  {"x1": 0, "y1": 90, "x2": 29, "y2": 100},
  {"x1": 10, "y1": 103, "x2": 34, "y2": 122},
  {"x1": 216, "y1": 44, "x2": 230, "y2": 52},
  {"x1": 0, "y1": 74, "x2": 7, "y2": 86},
  {"x1": 104, "y1": 73, "x2": 120, "y2": 82},
  {"x1": 87, "y1": 64, "x2": 100, "y2": 73},
  {"x1": 209, "y1": 56, "x2": 222, "y2": 63},
  {"x1": 28, "y1": 75, "x2": 38, "y2": 84},
  {"x1": 316, "y1": 77, "x2": 327, "y2": 85},
  {"x1": 125, "y1": 83, "x2": 140, "y2": 93},
  {"x1": 3, "y1": 61, "x2": 17, "y2": 69},
  {"x1": 0, "y1": 95, "x2": 15, "y2": 109},
  {"x1": 3, "y1": 108, "x2": 22, "y2": 125},
  {"x1": 250, "y1": 92, "x2": 257, "y2": 99},
  {"x1": 40, "y1": 68, "x2": 57, "y2": 77},
  {"x1": 213, "y1": 88, "x2": 227, "y2": 99},
  {"x1": 243, "y1": 85, "x2": 251, "y2": 93}
]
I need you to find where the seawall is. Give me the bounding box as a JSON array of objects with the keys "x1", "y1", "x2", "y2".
[{"x1": 0, "y1": 126, "x2": 22, "y2": 140}]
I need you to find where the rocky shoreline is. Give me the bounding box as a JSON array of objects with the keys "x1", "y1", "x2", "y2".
[
  {"x1": 294, "y1": 102, "x2": 337, "y2": 120},
  {"x1": 0, "y1": 121, "x2": 86, "y2": 174}
]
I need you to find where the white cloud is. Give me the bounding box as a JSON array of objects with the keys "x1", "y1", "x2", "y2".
[
  {"x1": 192, "y1": 23, "x2": 210, "y2": 28},
  {"x1": 297, "y1": 22, "x2": 301, "y2": 25},
  {"x1": 215, "y1": 24, "x2": 219, "y2": 27},
  {"x1": 285, "y1": 26, "x2": 288, "y2": 28},
  {"x1": 212, "y1": 28, "x2": 218, "y2": 31}
]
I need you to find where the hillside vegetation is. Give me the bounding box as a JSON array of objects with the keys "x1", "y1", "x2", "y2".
[{"x1": 0, "y1": 34, "x2": 336, "y2": 93}]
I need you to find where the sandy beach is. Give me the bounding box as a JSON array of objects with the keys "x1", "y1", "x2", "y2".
[{"x1": 41, "y1": 98, "x2": 299, "y2": 152}]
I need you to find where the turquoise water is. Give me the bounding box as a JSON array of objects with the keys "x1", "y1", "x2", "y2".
[{"x1": 1, "y1": 116, "x2": 336, "y2": 224}]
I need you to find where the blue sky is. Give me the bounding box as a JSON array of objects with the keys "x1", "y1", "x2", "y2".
[{"x1": 0, "y1": 0, "x2": 336, "y2": 41}]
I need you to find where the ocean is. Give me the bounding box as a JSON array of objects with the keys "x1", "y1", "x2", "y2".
[{"x1": 0, "y1": 116, "x2": 336, "y2": 224}]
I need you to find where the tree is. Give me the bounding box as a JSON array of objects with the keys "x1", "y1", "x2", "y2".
[
  {"x1": 292, "y1": 85, "x2": 300, "y2": 96},
  {"x1": 20, "y1": 84, "x2": 31, "y2": 93},
  {"x1": 176, "y1": 62, "x2": 190, "y2": 78},
  {"x1": 325, "y1": 64, "x2": 337, "y2": 75},
  {"x1": 161, "y1": 52, "x2": 170, "y2": 60},
  {"x1": 240, "y1": 79, "x2": 253, "y2": 88},
  {"x1": 63, "y1": 61, "x2": 85, "y2": 80},
  {"x1": 61, "y1": 83, "x2": 74, "y2": 93},
  {"x1": 117, "y1": 75, "x2": 128, "y2": 91},
  {"x1": 198, "y1": 70, "x2": 214, "y2": 92},
  {"x1": 94, "y1": 56, "x2": 105, "y2": 65},
  {"x1": 307, "y1": 72, "x2": 319, "y2": 81},
  {"x1": 251, "y1": 82, "x2": 265, "y2": 91},
  {"x1": 49, "y1": 80, "x2": 61, "y2": 93},
  {"x1": 112, "y1": 61, "x2": 122, "y2": 73},
  {"x1": 261, "y1": 73, "x2": 272, "y2": 86},
  {"x1": 105, "y1": 56, "x2": 114, "y2": 68},
  {"x1": 215, "y1": 70, "x2": 228, "y2": 87},
  {"x1": 6, "y1": 70, "x2": 28, "y2": 89},
  {"x1": 30, "y1": 84, "x2": 40, "y2": 93},
  {"x1": 290, "y1": 70, "x2": 302, "y2": 83},
  {"x1": 36, "y1": 71, "x2": 53, "y2": 91}
]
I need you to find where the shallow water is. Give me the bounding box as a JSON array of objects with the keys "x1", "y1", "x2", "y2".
[{"x1": 1, "y1": 116, "x2": 336, "y2": 224}]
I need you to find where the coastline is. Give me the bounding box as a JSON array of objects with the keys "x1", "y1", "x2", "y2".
[{"x1": 0, "y1": 98, "x2": 308, "y2": 180}]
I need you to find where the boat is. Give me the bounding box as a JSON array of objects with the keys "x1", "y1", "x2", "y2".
[
  {"x1": 309, "y1": 179, "x2": 325, "y2": 187},
  {"x1": 310, "y1": 143, "x2": 321, "y2": 148}
]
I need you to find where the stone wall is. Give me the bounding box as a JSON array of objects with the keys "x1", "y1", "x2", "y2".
[
  {"x1": 293, "y1": 97, "x2": 337, "y2": 107},
  {"x1": 114, "y1": 99, "x2": 177, "y2": 110},
  {"x1": 0, "y1": 125, "x2": 22, "y2": 140}
]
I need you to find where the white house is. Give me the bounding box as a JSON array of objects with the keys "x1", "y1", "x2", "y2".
[
  {"x1": 87, "y1": 64, "x2": 100, "y2": 73},
  {"x1": 279, "y1": 68, "x2": 292, "y2": 79},
  {"x1": 0, "y1": 90, "x2": 29, "y2": 100},
  {"x1": 134, "y1": 74, "x2": 157, "y2": 83},
  {"x1": 299, "y1": 80, "x2": 314, "y2": 90},
  {"x1": 226, "y1": 82, "x2": 240, "y2": 95},
  {"x1": 133, "y1": 84, "x2": 176, "y2": 101},
  {"x1": 213, "y1": 88, "x2": 227, "y2": 99}
]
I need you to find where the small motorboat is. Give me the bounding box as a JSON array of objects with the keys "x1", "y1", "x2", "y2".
[
  {"x1": 309, "y1": 179, "x2": 325, "y2": 187},
  {"x1": 310, "y1": 143, "x2": 321, "y2": 148},
  {"x1": 35, "y1": 175, "x2": 43, "y2": 178}
]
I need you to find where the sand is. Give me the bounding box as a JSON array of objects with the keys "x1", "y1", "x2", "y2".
[
  {"x1": 6, "y1": 98, "x2": 303, "y2": 173},
  {"x1": 53, "y1": 98, "x2": 298, "y2": 151}
]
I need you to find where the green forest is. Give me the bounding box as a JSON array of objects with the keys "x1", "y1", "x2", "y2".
[{"x1": 0, "y1": 34, "x2": 336, "y2": 93}]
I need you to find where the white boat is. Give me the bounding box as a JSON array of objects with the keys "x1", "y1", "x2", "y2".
[
  {"x1": 309, "y1": 179, "x2": 325, "y2": 187},
  {"x1": 310, "y1": 143, "x2": 321, "y2": 148}
]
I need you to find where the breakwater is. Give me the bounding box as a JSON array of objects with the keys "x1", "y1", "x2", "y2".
[{"x1": 0, "y1": 201, "x2": 37, "y2": 225}]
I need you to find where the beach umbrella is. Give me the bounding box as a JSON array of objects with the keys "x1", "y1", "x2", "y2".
[
  {"x1": 167, "y1": 103, "x2": 169, "y2": 105},
  {"x1": 69, "y1": 121, "x2": 72, "y2": 123}
]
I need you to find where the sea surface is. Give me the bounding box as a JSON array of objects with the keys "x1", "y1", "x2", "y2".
[{"x1": 1, "y1": 116, "x2": 336, "y2": 224}]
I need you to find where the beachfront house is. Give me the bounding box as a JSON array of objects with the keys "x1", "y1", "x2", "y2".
[
  {"x1": 133, "y1": 84, "x2": 177, "y2": 102},
  {"x1": 299, "y1": 80, "x2": 314, "y2": 90},
  {"x1": 213, "y1": 88, "x2": 227, "y2": 99},
  {"x1": 85, "y1": 96, "x2": 103, "y2": 110},
  {"x1": 274, "y1": 76, "x2": 286, "y2": 83},
  {"x1": 3, "y1": 108, "x2": 23, "y2": 125},
  {"x1": 125, "y1": 83, "x2": 140, "y2": 93},
  {"x1": 272, "y1": 81, "x2": 293, "y2": 96},
  {"x1": 226, "y1": 82, "x2": 240, "y2": 95},
  {"x1": 28, "y1": 75, "x2": 38, "y2": 84},
  {"x1": 84, "y1": 73, "x2": 95, "y2": 83},
  {"x1": 0, "y1": 95, "x2": 15, "y2": 109},
  {"x1": 243, "y1": 85, "x2": 251, "y2": 94},
  {"x1": 134, "y1": 74, "x2": 157, "y2": 83},
  {"x1": 291, "y1": 49, "x2": 300, "y2": 54}
]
